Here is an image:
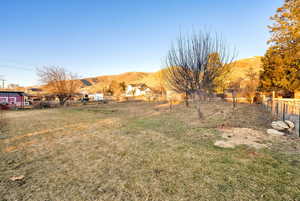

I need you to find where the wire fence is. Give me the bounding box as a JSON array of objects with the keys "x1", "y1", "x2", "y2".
[{"x1": 262, "y1": 98, "x2": 300, "y2": 136}]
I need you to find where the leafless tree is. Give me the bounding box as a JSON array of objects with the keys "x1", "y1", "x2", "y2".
[
  {"x1": 243, "y1": 67, "x2": 259, "y2": 104},
  {"x1": 228, "y1": 78, "x2": 243, "y2": 108},
  {"x1": 164, "y1": 66, "x2": 193, "y2": 107},
  {"x1": 165, "y1": 31, "x2": 236, "y2": 118},
  {"x1": 37, "y1": 66, "x2": 78, "y2": 105}
]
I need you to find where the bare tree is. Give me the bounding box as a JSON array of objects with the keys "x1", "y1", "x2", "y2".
[
  {"x1": 165, "y1": 31, "x2": 235, "y2": 118},
  {"x1": 228, "y1": 78, "x2": 243, "y2": 108},
  {"x1": 37, "y1": 66, "x2": 78, "y2": 105},
  {"x1": 243, "y1": 67, "x2": 259, "y2": 104},
  {"x1": 156, "y1": 70, "x2": 167, "y2": 97},
  {"x1": 164, "y1": 66, "x2": 193, "y2": 107}
]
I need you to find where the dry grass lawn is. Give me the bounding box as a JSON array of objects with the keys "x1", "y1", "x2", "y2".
[{"x1": 1, "y1": 101, "x2": 300, "y2": 201}]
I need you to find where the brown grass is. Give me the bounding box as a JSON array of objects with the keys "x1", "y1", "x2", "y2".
[{"x1": 1, "y1": 101, "x2": 300, "y2": 201}]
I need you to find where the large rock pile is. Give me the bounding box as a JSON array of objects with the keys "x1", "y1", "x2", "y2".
[{"x1": 267, "y1": 120, "x2": 295, "y2": 136}]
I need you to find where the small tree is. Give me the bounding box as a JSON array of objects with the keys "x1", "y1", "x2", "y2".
[
  {"x1": 131, "y1": 88, "x2": 136, "y2": 96},
  {"x1": 119, "y1": 82, "x2": 126, "y2": 93},
  {"x1": 243, "y1": 67, "x2": 259, "y2": 104},
  {"x1": 228, "y1": 78, "x2": 243, "y2": 108},
  {"x1": 108, "y1": 81, "x2": 127, "y2": 97},
  {"x1": 37, "y1": 66, "x2": 78, "y2": 105},
  {"x1": 157, "y1": 70, "x2": 167, "y2": 97},
  {"x1": 165, "y1": 31, "x2": 235, "y2": 118}
]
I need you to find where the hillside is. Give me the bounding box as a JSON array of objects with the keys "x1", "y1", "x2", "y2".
[
  {"x1": 86, "y1": 72, "x2": 152, "y2": 85},
  {"x1": 23, "y1": 56, "x2": 263, "y2": 93},
  {"x1": 80, "y1": 72, "x2": 154, "y2": 93},
  {"x1": 227, "y1": 56, "x2": 262, "y2": 81}
]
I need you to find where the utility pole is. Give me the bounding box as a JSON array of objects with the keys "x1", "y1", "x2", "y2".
[{"x1": 0, "y1": 76, "x2": 6, "y2": 88}]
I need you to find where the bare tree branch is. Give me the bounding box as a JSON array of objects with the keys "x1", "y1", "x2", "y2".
[
  {"x1": 37, "y1": 66, "x2": 79, "y2": 105},
  {"x1": 165, "y1": 31, "x2": 236, "y2": 118}
]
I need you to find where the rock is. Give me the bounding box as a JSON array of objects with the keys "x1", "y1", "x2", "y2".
[
  {"x1": 267, "y1": 129, "x2": 285, "y2": 136},
  {"x1": 271, "y1": 122, "x2": 285, "y2": 131},
  {"x1": 271, "y1": 121, "x2": 289, "y2": 130},
  {"x1": 285, "y1": 120, "x2": 295, "y2": 129},
  {"x1": 10, "y1": 175, "x2": 25, "y2": 181},
  {"x1": 214, "y1": 140, "x2": 235, "y2": 148},
  {"x1": 276, "y1": 121, "x2": 290, "y2": 129}
]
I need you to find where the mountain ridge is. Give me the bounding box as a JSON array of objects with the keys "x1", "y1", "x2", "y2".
[{"x1": 24, "y1": 56, "x2": 262, "y2": 93}]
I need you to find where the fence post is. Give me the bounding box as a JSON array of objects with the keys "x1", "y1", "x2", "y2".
[
  {"x1": 286, "y1": 103, "x2": 289, "y2": 120},
  {"x1": 282, "y1": 102, "x2": 285, "y2": 121},
  {"x1": 276, "y1": 102, "x2": 279, "y2": 119},
  {"x1": 299, "y1": 108, "x2": 300, "y2": 137}
]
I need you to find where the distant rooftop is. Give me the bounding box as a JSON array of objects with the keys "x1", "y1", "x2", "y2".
[
  {"x1": 28, "y1": 88, "x2": 43, "y2": 92},
  {"x1": 0, "y1": 90, "x2": 25, "y2": 95},
  {"x1": 80, "y1": 79, "x2": 92, "y2": 86}
]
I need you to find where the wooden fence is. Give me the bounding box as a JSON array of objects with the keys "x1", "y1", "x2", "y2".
[{"x1": 262, "y1": 98, "x2": 300, "y2": 136}]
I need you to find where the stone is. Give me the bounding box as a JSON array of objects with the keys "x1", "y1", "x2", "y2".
[
  {"x1": 285, "y1": 120, "x2": 295, "y2": 129},
  {"x1": 276, "y1": 121, "x2": 290, "y2": 129},
  {"x1": 10, "y1": 175, "x2": 25, "y2": 181},
  {"x1": 214, "y1": 140, "x2": 235, "y2": 148},
  {"x1": 271, "y1": 121, "x2": 288, "y2": 131},
  {"x1": 267, "y1": 129, "x2": 285, "y2": 136}
]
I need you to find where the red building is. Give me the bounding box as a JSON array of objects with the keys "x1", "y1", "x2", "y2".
[{"x1": 0, "y1": 91, "x2": 26, "y2": 109}]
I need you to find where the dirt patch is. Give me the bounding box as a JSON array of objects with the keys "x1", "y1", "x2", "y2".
[{"x1": 214, "y1": 127, "x2": 279, "y2": 149}]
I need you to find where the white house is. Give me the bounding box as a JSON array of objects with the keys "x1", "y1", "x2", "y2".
[
  {"x1": 88, "y1": 93, "x2": 104, "y2": 101},
  {"x1": 125, "y1": 84, "x2": 152, "y2": 97}
]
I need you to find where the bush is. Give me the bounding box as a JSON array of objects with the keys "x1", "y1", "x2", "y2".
[{"x1": 32, "y1": 101, "x2": 59, "y2": 109}]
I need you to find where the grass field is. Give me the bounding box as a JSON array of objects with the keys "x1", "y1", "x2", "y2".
[{"x1": 1, "y1": 101, "x2": 300, "y2": 201}]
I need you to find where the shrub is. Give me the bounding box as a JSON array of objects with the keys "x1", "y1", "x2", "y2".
[{"x1": 32, "y1": 101, "x2": 59, "y2": 109}]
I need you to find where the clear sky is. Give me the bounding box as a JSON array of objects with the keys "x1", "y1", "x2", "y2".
[{"x1": 0, "y1": 0, "x2": 283, "y2": 86}]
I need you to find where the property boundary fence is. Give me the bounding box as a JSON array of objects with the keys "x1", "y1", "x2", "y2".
[{"x1": 262, "y1": 98, "x2": 300, "y2": 136}]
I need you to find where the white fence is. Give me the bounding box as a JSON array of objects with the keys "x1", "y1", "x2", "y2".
[{"x1": 262, "y1": 98, "x2": 300, "y2": 136}]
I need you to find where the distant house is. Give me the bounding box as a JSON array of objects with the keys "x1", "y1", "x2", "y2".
[
  {"x1": 88, "y1": 93, "x2": 104, "y2": 101},
  {"x1": 125, "y1": 84, "x2": 152, "y2": 97},
  {"x1": 27, "y1": 88, "x2": 43, "y2": 93},
  {"x1": 0, "y1": 91, "x2": 26, "y2": 108},
  {"x1": 24, "y1": 88, "x2": 45, "y2": 102}
]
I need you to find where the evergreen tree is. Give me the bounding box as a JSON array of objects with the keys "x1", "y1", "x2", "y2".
[{"x1": 259, "y1": 0, "x2": 300, "y2": 94}]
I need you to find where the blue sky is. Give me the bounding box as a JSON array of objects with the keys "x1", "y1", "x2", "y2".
[{"x1": 0, "y1": 0, "x2": 283, "y2": 86}]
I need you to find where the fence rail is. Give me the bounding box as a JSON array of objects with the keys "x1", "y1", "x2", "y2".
[{"x1": 262, "y1": 98, "x2": 300, "y2": 136}]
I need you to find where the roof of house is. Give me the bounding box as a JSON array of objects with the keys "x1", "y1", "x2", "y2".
[
  {"x1": 28, "y1": 88, "x2": 43, "y2": 92},
  {"x1": 80, "y1": 79, "x2": 92, "y2": 86},
  {"x1": 0, "y1": 91, "x2": 26, "y2": 96}
]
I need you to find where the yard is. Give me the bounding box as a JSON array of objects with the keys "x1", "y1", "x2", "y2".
[{"x1": 1, "y1": 101, "x2": 300, "y2": 201}]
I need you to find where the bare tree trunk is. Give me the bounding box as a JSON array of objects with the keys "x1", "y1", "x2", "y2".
[
  {"x1": 231, "y1": 90, "x2": 237, "y2": 108},
  {"x1": 184, "y1": 92, "x2": 189, "y2": 107},
  {"x1": 59, "y1": 97, "x2": 64, "y2": 106},
  {"x1": 196, "y1": 90, "x2": 204, "y2": 119},
  {"x1": 169, "y1": 100, "x2": 173, "y2": 111},
  {"x1": 59, "y1": 96, "x2": 70, "y2": 106}
]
